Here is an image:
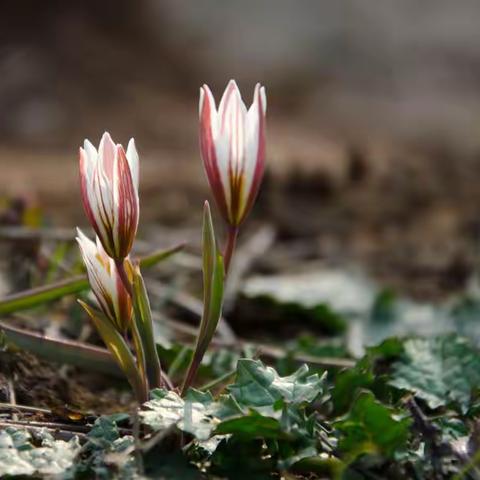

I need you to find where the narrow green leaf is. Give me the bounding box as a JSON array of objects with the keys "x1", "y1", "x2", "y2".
[
  {"x1": 0, "y1": 320, "x2": 122, "y2": 377},
  {"x1": 138, "y1": 242, "x2": 186, "y2": 269},
  {"x1": 130, "y1": 317, "x2": 148, "y2": 391},
  {"x1": 0, "y1": 275, "x2": 89, "y2": 315},
  {"x1": 78, "y1": 300, "x2": 147, "y2": 403},
  {"x1": 131, "y1": 265, "x2": 163, "y2": 389},
  {"x1": 0, "y1": 243, "x2": 185, "y2": 315},
  {"x1": 181, "y1": 202, "x2": 224, "y2": 395}
]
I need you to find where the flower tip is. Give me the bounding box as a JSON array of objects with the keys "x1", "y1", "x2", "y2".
[
  {"x1": 227, "y1": 79, "x2": 238, "y2": 89},
  {"x1": 75, "y1": 227, "x2": 87, "y2": 242},
  {"x1": 199, "y1": 87, "x2": 205, "y2": 113},
  {"x1": 259, "y1": 85, "x2": 267, "y2": 113}
]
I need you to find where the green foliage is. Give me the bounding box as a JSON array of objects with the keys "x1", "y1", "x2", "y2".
[
  {"x1": 228, "y1": 358, "x2": 326, "y2": 408},
  {"x1": 389, "y1": 334, "x2": 480, "y2": 412},
  {"x1": 335, "y1": 390, "x2": 411, "y2": 461},
  {"x1": 4, "y1": 334, "x2": 480, "y2": 479},
  {"x1": 182, "y1": 201, "x2": 224, "y2": 394},
  {"x1": 131, "y1": 265, "x2": 163, "y2": 389}
]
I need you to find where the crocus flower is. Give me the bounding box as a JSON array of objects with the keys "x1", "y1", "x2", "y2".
[
  {"x1": 199, "y1": 80, "x2": 266, "y2": 227},
  {"x1": 76, "y1": 228, "x2": 132, "y2": 333},
  {"x1": 79, "y1": 132, "x2": 139, "y2": 261}
]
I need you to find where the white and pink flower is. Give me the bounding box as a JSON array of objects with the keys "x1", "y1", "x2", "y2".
[
  {"x1": 79, "y1": 132, "x2": 139, "y2": 261},
  {"x1": 76, "y1": 228, "x2": 132, "y2": 333},
  {"x1": 199, "y1": 80, "x2": 266, "y2": 227}
]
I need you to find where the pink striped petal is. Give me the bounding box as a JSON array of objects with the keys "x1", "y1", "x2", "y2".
[
  {"x1": 78, "y1": 133, "x2": 139, "y2": 261},
  {"x1": 199, "y1": 80, "x2": 267, "y2": 226}
]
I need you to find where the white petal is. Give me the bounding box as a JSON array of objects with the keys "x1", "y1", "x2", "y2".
[
  {"x1": 258, "y1": 85, "x2": 267, "y2": 114},
  {"x1": 215, "y1": 133, "x2": 232, "y2": 209},
  {"x1": 219, "y1": 82, "x2": 248, "y2": 178},
  {"x1": 199, "y1": 87, "x2": 205, "y2": 117},
  {"x1": 244, "y1": 113, "x2": 260, "y2": 200},
  {"x1": 83, "y1": 139, "x2": 97, "y2": 163},
  {"x1": 81, "y1": 141, "x2": 97, "y2": 183},
  {"x1": 98, "y1": 132, "x2": 116, "y2": 179},
  {"x1": 218, "y1": 80, "x2": 242, "y2": 120},
  {"x1": 126, "y1": 138, "x2": 139, "y2": 191}
]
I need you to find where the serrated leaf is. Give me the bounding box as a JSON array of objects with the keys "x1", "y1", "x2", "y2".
[
  {"x1": 228, "y1": 359, "x2": 325, "y2": 408},
  {"x1": 335, "y1": 390, "x2": 411, "y2": 461},
  {"x1": 389, "y1": 334, "x2": 480, "y2": 412},
  {"x1": 79, "y1": 415, "x2": 136, "y2": 479},
  {"x1": 0, "y1": 427, "x2": 80, "y2": 477},
  {"x1": 141, "y1": 388, "x2": 240, "y2": 442}
]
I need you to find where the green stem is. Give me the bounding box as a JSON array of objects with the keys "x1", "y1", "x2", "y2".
[
  {"x1": 199, "y1": 369, "x2": 235, "y2": 392},
  {"x1": 180, "y1": 352, "x2": 202, "y2": 396},
  {"x1": 132, "y1": 267, "x2": 165, "y2": 389},
  {"x1": 223, "y1": 225, "x2": 238, "y2": 276}
]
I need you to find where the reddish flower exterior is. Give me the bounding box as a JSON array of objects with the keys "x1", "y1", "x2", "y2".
[
  {"x1": 199, "y1": 80, "x2": 266, "y2": 226},
  {"x1": 79, "y1": 132, "x2": 139, "y2": 261}
]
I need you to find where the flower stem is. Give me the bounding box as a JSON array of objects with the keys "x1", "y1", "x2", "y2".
[
  {"x1": 116, "y1": 259, "x2": 133, "y2": 297},
  {"x1": 180, "y1": 352, "x2": 201, "y2": 396},
  {"x1": 223, "y1": 226, "x2": 239, "y2": 276}
]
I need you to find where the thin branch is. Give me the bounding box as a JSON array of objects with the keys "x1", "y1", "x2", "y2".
[
  {"x1": 0, "y1": 420, "x2": 87, "y2": 441},
  {"x1": 0, "y1": 403, "x2": 51, "y2": 415},
  {"x1": 223, "y1": 224, "x2": 276, "y2": 311}
]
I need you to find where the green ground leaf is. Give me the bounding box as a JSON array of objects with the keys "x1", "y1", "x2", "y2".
[
  {"x1": 143, "y1": 452, "x2": 202, "y2": 480},
  {"x1": 78, "y1": 414, "x2": 136, "y2": 479},
  {"x1": 141, "y1": 388, "x2": 241, "y2": 442},
  {"x1": 215, "y1": 414, "x2": 288, "y2": 439},
  {"x1": 389, "y1": 334, "x2": 480, "y2": 412},
  {"x1": 335, "y1": 390, "x2": 411, "y2": 461},
  {"x1": 228, "y1": 359, "x2": 325, "y2": 408},
  {"x1": 331, "y1": 337, "x2": 404, "y2": 414},
  {"x1": 210, "y1": 437, "x2": 275, "y2": 480},
  {"x1": 0, "y1": 427, "x2": 81, "y2": 477},
  {"x1": 331, "y1": 366, "x2": 374, "y2": 415}
]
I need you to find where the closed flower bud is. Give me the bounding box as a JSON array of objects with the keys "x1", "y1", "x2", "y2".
[
  {"x1": 79, "y1": 132, "x2": 139, "y2": 261},
  {"x1": 76, "y1": 228, "x2": 132, "y2": 333},
  {"x1": 199, "y1": 80, "x2": 266, "y2": 226}
]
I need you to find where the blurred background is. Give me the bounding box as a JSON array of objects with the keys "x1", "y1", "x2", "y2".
[{"x1": 2, "y1": 0, "x2": 480, "y2": 302}]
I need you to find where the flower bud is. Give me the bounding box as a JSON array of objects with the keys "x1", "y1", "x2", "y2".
[
  {"x1": 79, "y1": 132, "x2": 139, "y2": 260},
  {"x1": 199, "y1": 80, "x2": 266, "y2": 226},
  {"x1": 76, "y1": 228, "x2": 132, "y2": 333}
]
